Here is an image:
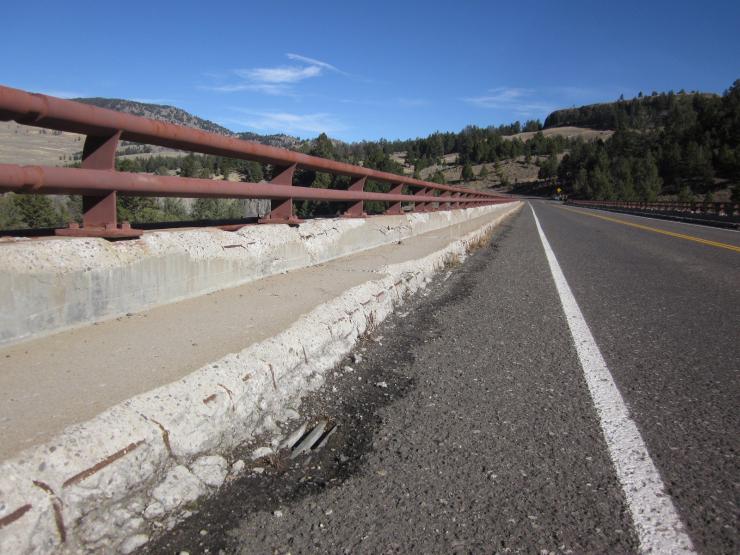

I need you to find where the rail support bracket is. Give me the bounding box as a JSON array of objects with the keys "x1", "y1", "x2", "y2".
[
  {"x1": 342, "y1": 176, "x2": 367, "y2": 218},
  {"x1": 412, "y1": 187, "x2": 428, "y2": 212},
  {"x1": 56, "y1": 131, "x2": 142, "y2": 239},
  {"x1": 385, "y1": 183, "x2": 404, "y2": 215},
  {"x1": 258, "y1": 164, "x2": 303, "y2": 225}
]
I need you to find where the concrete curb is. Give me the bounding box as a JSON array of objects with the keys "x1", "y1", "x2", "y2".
[{"x1": 0, "y1": 203, "x2": 521, "y2": 553}]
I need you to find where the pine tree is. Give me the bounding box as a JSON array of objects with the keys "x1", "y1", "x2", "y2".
[
  {"x1": 0, "y1": 193, "x2": 26, "y2": 229},
  {"x1": 574, "y1": 168, "x2": 590, "y2": 197},
  {"x1": 461, "y1": 163, "x2": 474, "y2": 182},
  {"x1": 635, "y1": 153, "x2": 662, "y2": 201},
  {"x1": 14, "y1": 195, "x2": 61, "y2": 228},
  {"x1": 591, "y1": 151, "x2": 614, "y2": 199},
  {"x1": 430, "y1": 170, "x2": 446, "y2": 184},
  {"x1": 677, "y1": 186, "x2": 693, "y2": 203},
  {"x1": 538, "y1": 154, "x2": 559, "y2": 181},
  {"x1": 191, "y1": 198, "x2": 239, "y2": 220},
  {"x1": 613, "y1": 158, "x2": 636, "y2": 200},
  {"x1": 117, "y1": 196, "x2": 160, "y2": 223},
  {"x1": 162, "y1": 198, "x2": 189, "y2": 220}
]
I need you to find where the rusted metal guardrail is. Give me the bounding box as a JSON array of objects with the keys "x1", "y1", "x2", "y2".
[
  {"x1": 0, "y1": 85, "x2": 507, "y2": 238},
  {"x1": 566, "y1": 199, "x2": 740, "y2": 228}
]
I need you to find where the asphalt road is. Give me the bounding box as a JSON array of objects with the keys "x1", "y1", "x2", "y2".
[
  {"x1": 146, "y1": 202, "x2": 738, "y2": 554},
  {"x1": 533, "y1": 202, "x2": 739, "y2": 553}
]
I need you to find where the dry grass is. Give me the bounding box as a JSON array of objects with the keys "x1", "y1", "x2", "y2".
[
  {"x1": 503, "y1": 126, "x2": 614, "y2": 143},
  {"x1": 365, "y1": 310, "x2": 378, "y2": 334},
  {"x1": 0, "y1": 121, "x2": 84, "y2": 166},
  {"x1": 0, "y1": 121, "x2": 183, "y2": 166},
  {"x1": 264, "y1": 452, "x2": 288, "y2": 472},
  {"x1": 418, "y1": 155, "x2": 560, "y2": 190},
  {"x1": 412, "y1": 127, "x2": 612, "y2": 191},
  {"x1": 466, "y1": 227, "x2": 495, "y2": 253},
  {"x1": 443, "y1": 252, "x2": 462, "y2": 268},
  {"x1": 442, "y1": 226, "x2": 496, "y2": 271}
]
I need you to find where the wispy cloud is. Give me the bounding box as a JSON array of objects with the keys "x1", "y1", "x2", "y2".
[
  {"x1": 205, "y1": 83, "x2": 296, "y2": 96},
  {"x1": 462, "y1": 87, "x2": 555, "y2": 116},
  {"x1": 463, "y1": 85, "x2": 633, "y2": 117},
  {"x1": 226, "y1": 109, "x2": 346, "y2": 135},
  {"x1": 236, "y1": 65, "x2": 323, "y2": 84},
  {"x1": 204, "y1": 53, "x2": 343, "y2": 96},
  {"x1": 286, "y1": 53, "x2": 342, "y2": 73}
]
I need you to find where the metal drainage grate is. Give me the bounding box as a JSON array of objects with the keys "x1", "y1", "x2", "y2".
[{"x1": 285, "y1": 419, "x2": 338, "y2": 459}]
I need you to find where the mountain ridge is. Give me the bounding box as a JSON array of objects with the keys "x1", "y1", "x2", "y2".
[{"x1": 74, "y1": 97, "x2": 304, "y2": 149}]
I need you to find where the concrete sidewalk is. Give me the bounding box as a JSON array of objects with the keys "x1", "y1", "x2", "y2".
[{"x1": 0, "y1": 209, "x2": 513, "y2": 460}]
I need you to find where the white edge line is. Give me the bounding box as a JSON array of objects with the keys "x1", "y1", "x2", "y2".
[{"x1": 529, "y1": 202, "x2": 695, "y2": 554}]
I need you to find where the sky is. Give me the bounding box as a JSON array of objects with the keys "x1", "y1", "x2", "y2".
[{"x1": 2, "y1": 0, "x2": 739, "y2": 142}]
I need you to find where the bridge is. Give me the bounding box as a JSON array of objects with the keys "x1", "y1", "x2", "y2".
[{"x1": 0, "y1": 88, "x2": 738, "y2": 554}]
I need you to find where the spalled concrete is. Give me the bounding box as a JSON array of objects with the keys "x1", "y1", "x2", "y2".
[{"x1": 0, "y1": 203, "x2": 521, "y2": 553}]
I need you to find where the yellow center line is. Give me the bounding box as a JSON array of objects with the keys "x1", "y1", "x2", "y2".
[{"x1": 558, "y1": 205, "x2": 740, "y2": 253}]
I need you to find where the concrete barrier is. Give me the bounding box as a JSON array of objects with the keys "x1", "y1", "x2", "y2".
[{"x1": 1, "y1": 206, "x2": 505, "y2": 346}]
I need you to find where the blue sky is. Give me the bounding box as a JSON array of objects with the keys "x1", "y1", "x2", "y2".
[{"x1": 2, "y1": 0, "x2": 738, "y2": 141}]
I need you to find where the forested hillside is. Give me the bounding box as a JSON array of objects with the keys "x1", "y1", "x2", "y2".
[
  {"x1": 554, "y1": 81, "x2": 740, "y2": 202},
  {"x1": 544, "y1": 91, "x2": 719, "y2": 130}
]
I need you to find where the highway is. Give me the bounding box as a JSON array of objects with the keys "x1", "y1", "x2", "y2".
[{"x1": 147, "y1": 201, "x2": 739, "y2": 554}]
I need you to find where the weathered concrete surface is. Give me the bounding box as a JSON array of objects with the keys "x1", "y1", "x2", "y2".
[
  {"x1": 0, "y1": 203, "x2": 521, "y2": 554},
  {"x1": 1, "y1": 208, "x2": 513, "y2": 459},
  {"x1": 0, "y1": 206, "x2": 504, "y2": 346}
]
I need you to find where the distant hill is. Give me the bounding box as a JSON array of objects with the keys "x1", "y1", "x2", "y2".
[
  {"x1": 544, "y1": 91, "x2": 720, "y2": 130},
  {"x1": 74, "y1": 98, "x2": 306, "y2": 151},
  {"x1": 75, "y1": 98, "x2": 235, "y2": 136},
  {"x1": 236, "y1": 131, "x2": 304, "y2": 150}
]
